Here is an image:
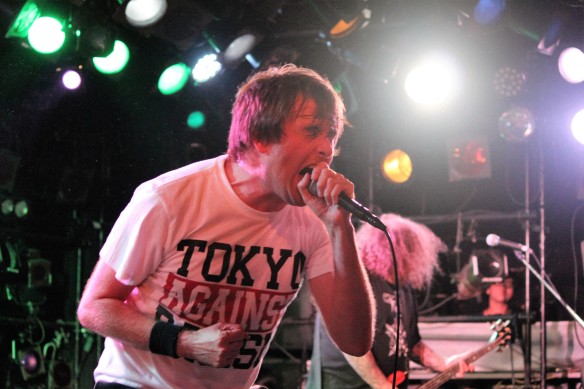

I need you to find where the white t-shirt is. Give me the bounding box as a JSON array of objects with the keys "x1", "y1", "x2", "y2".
[{"x1": 94, "y1": 155, "x2": 334, "y2": 389}]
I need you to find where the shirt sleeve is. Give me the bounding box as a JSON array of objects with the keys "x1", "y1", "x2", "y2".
[{"x1": 99, "y1": 183, "x2": 170, "y2": 285}]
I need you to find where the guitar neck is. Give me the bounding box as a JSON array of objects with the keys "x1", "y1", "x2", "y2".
[{"x1": 417, "y1": 336, "x2": 505, "y2": 389}]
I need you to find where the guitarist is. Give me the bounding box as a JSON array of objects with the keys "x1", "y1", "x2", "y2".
[{"x1": 307, "y1": 214, "x2": 473, "y2": 389}]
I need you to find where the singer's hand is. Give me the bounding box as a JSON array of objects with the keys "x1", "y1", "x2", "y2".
[
  {"x1": 176, "y1": 322, "x2": 246, "y2": 368},
  {"x1": 298, "y1": 162, "x2": 354, "y2": 224}
]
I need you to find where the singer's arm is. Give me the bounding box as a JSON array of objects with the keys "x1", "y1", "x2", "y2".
[
  {"x1": 309, "y1": 221, "x2": 375, "y2": 357},
  {"x1": 299, "y1": 165, "x2": 375, "y2": 357}
]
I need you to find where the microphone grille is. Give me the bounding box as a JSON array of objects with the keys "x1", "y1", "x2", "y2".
[{"x1": 485, "y1": 234, "x2": 500, "y2": 247}]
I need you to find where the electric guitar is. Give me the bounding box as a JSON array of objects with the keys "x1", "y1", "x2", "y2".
[{"x1": 417, "y1": 320, "x2": 512, "y2": 389}]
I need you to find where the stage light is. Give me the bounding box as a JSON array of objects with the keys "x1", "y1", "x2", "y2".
[
  {"x1": 158, "y1": 62, "x2": 190, "y2": 95},
  {"x1": 457, "y1": 248, "x2": 508, "y2": 299},
  {"x1": 571, "y1": 109, "x2": 584, "y2": 146},
  {"x1": 125, "y1": 0, "x2": 167, "y2": 28},
  {"x1": 329, "y1": 7, "x2": 371, "y2": 39},
  {"x1": 4, "y1": 0, "x2": 41, "y2": 39},
  {"x1": 27, "y1": 16, "x2": 66, "y2": 54},
  {"x1": 191, "y1": 53, "x2": 222, "y2": 84},
  {"x1": 447, "y1": 136, "x2": 492, "y2": 182},
  {"x1": 92, "y1": 40, "x2": 130, "y2": 75},
  {"x1": 187, "y1": 111, "x2": 206, "y2": 129},
  {"x1": 537, "y1": 18, "x2": 563, "y2": 56},
  {"x1": 223, "y1": 30, "x2": 263, "y2": 69},
  {"x1": 498, "y1": 106, "x2": 535, "y2": 143},
  {"x1": 1, "y1": 198, "x2": 14, "y2": 215},
  {"x1": 14, "y1": 199, "x2": 30, "y2": 219},
  {"x1": 404, "y1": 53, "x2": 461, "y2": 108},
  {"x1": 558, "y1": 47, "x2": 584, "y2": 84},
  {"x1": 473, "y1": 0, "x2": 506, "y2": 25},
  {"x1": 0, "y1": 197, "x2": 30, "y2": 219},
  {"x1": 61, "y1": 69, "x2": 82, "y2": 90},
  {"x1": 493, "y1": 66, "x2": 526, "y2": 97},
  {"x1": 16, "y1": 344, "x2": 46, "y2": 381},
  {"x1": 381, "y1": 149, "x2": 412, "y2": 184}
]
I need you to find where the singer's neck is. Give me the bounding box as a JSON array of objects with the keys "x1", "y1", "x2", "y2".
[{"x1": 225, "y1": 157, "x2": 286, "y2": 212}]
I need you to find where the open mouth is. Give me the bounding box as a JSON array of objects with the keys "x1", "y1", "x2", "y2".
[{"x1": 299, "y1": 167, "x2": 313, "y2": 176}]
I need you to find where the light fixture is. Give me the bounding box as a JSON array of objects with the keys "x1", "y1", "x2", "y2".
[
  {"x1": 14, "y1": 199, "x2": 30, "y2": 219},
  {"x1": 571, "y1": 109, "x2": 584, "y2": 146},
  {"x1": 125, "y1": 0, "x2": 167, "y2": 28},
  {"x1": 493, "y1": 66, "x2": 526, "y2": 97},
  {"x1": 0, "y1": 197, "x2": 30, "y2": 219},
  {"x1": 446, "y1": 136, "x2": 492, "y2": 182},
  {"x1": 4, "y1": 0, "x2": 41, "y2": 39},
  {"x1": 12, "y1": 340, "x2": 46, "y2": 382},
  {"x1": 157, "y1": 62, "x2": 190, "y2": 95},
  {"x1": 187, "y1": 111, "x2": 206, "y2": 129},
  {"x1": 223, "y1": 29, "x2": 263, "y2": 69},
  {"x1": 498, "y1": 106, "x2": 535, "y2": 143},
  {"x1": 329, "y1": 7, "x2": 371, "y2": 39},
  {"x1": 457, "y1": 248, "x2": 508, "y2": 299},
  {"x1": 191, "y1": 53, "x2": 222, "y2": 84},
  {"x1": 92, "y1": 40, "x2": 130, "y2": 75},
  {"x1": 404, "y1": 52, "x2": 461, "y2": 108},
  {"x1": 61, "y1": 68, "x2": 82, "y2": 90},
  {"x1": 473, "y1": 0, "x2": 506, "y2": 25},
  {"x1": 381, "y1": 149, "x2": 413, "y2": 184},
  {"x1": 558, "y1": 47, "x2": 584, "y2": 84},
  {"x1": 27, "y1": 15, "x2": 66, "y2": 54}
]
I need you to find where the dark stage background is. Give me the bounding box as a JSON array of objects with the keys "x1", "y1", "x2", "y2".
[{"x1": 1, "y1": 1, "x2": 584, "y2": 388}]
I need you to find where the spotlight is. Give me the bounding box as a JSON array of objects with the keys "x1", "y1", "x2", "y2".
[
  {"x1": 381, "y1": 149, "x2": 413, "y2": 184},
  {"x1": 15, "y1": 344, "x2": 46, "y2": 381},
  {"x1": 446, "y1": 136, "x2": 492, "y2": 182},
  {"x1": 125, "y1": 0, "x2": 167, "y2": 28},
  {"x1": 571, "y1": 109, "x2": 584, "y2": 146},
  {"x1": 223, "y1": 29, "x2": 263, "y2": 69},
  {"x1": 498, "y1": 106, "x2": 535, "y2": 143},
  {"x1": 187, "y1": 111, "x2": 206, "y2": 129},
  {"x1": 4, "y1": 0, "x2": 41, "y2": 39},
  {"x1": 457, "y1": 248, "x2": 508, "y2": 299},
  {"x1": 1, "y1": 198, "x2": 15, "y2": 215},
  {"x1": 14, "y1": 199, "x2": 30, "y2": 219},
  {"x1": 558, "y1": 47, "x2": 584, "y2": 84},
  {"x1": 329, "y1": 7, "x2": 371, "y2": 39},
  {"x1": 92, "y1": 40, "x2": 130, "y2": 75},
  {"x1": 473, "y1": 0, "x2": 506, "y2": 25},
  {"x1": 61, "y1": 69, "x2": 82, "y2": 90},
  {"x1": 158, "y1": 62, "x2": 190, "y2": 95},
  {"x1": 27, "y1": 16, "x2": 66, "y2": 54},
  {"x1": 404, "y1": 52, "x2": 461, "y2": 108},
  {"x1": 191, "y1": 53, "x2": 222, "y2": 84},
  {"x1": 493, "y1": 66, "x2": 526, "y2": 97}
]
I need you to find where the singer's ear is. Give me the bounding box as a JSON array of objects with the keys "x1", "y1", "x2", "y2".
[{"x1": 253, "y1": 140, "x2": 271, "y2": 154}]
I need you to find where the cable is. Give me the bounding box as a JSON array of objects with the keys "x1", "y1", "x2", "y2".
[{"x1": 384, "y1": 227, "x2": 400, "y2": 389}]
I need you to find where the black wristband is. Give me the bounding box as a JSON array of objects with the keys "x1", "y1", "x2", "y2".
[{"x1": 149, "y1": 321, "x2": 181, "y2": 358}]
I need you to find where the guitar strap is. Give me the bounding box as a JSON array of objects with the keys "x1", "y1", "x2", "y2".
[{"x1": 305, "y1": 313, "x2": 322, "y2": 389}]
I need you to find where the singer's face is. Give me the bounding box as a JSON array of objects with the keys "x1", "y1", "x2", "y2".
[{"x1": 262, "y1": 98, "x2": 339, "y2": 206}]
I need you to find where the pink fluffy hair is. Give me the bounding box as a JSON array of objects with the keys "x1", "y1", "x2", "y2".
[{"x1": 356, "y1": 213, "x2": 446, "y2": 290}]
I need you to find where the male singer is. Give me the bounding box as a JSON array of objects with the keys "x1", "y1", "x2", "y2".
[{"x1": 77, "y1": 64, "x2": 375, "y2": 389}]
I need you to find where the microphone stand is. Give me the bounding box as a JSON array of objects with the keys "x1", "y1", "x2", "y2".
[{"x1": 512, "y1": 251, "x2": 584, "y2": 330}]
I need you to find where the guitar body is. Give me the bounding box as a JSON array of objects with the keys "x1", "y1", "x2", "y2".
[{"x1": 387, "y1": 370, "x2": 406, "y2": 386}]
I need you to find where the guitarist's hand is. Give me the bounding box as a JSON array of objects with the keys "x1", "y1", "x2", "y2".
[{"x1": 445, "y1": 354, "x2": 475, "y2": 377}]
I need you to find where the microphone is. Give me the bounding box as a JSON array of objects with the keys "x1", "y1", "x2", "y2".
[
  {"x1": 486, "y1": 234, "x2": 529, "y2": 252},
  {"x1": 301, "y1": 168, "x2": 386, "y2": 231}
]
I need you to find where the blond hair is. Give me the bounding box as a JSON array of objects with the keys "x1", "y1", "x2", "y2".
[{"x1": 356, "y1": 214, "x2": 445, "y2": 289}]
